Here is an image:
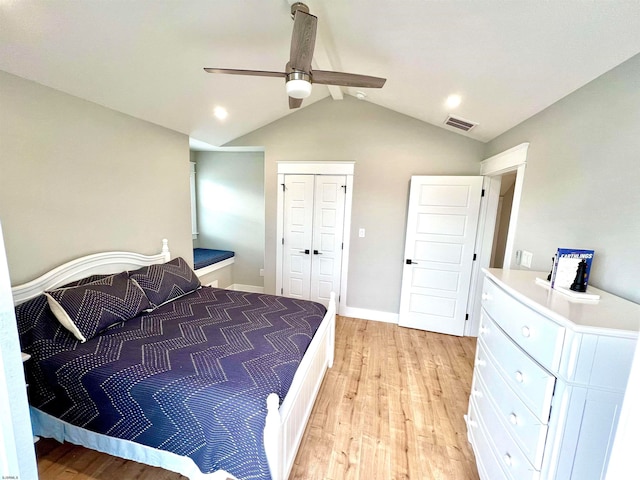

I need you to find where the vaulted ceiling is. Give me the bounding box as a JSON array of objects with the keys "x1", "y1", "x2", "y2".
[{"x1": 2, "y1": 0, "x2": 639, "y2": 147}]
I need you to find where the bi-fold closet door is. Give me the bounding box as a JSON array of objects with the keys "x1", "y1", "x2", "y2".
[{"x1": 282, "y1": 174, "x2": 346, "y2": 306}]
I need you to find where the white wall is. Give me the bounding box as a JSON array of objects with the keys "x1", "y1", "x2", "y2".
[
  {"x1": 0, "y1": 222, "x2": 37, "y2": 479},
  {"x1": 226, "y1": 96, "x2": 485, "y2": 313},
  {"x1": 0, "y1": 70, "x2": 193, "y2": 285},
  {"x1": 485, "y1": 52, "x2": 640, "y2": 303}
]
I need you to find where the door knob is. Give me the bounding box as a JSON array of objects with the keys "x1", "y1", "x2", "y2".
[
  {"x1": 406, "y1": 259, "x2": 418, "y2": 265},
  {"x1": 313, "y1": 250, "x2": 322, "y2": 255},
  {"x1": 299, "y1": 249, "x2": 310, "y2": 254}
]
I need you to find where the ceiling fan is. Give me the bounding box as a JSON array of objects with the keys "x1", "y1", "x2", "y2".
[{"x1": 204, "y1": 2, "x2": 386, "y2": 109}]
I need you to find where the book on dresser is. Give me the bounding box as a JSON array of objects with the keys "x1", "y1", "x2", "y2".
[
  {"x1": 550, "y1": 248, "x2": 594, "y2": 290},
  {"x1": 466, "y1": 268, "x2": 640, "y2": 480}
]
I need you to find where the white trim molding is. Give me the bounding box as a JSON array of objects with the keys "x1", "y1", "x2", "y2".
[
  {"x1": 229, "y1": 284, "x2": 265, "y2": 294},
  {"x1": 480, "y1": 142, "x2": 529, "y2": 270},
  {"x1": 194, "y1": 257, "x2": 234, "y2": 277},
  {"x1": 480, "y1": 142, "x2": 529, "y2": 176},
  {"x1": 466, "y1": 143, "x2": 529, "y2": 337},
  {"x1": 277, "y1": 161, "x2": 355, "y2": 176},
  {"x1": 340, "y1": 306, "x2": 399, "y2": 324}
]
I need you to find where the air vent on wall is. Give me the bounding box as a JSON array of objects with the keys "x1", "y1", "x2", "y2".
[{"x1": 444, "y1": 115, "x2": 478, "y2": 132}]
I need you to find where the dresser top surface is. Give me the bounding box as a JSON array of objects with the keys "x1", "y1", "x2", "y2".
[{"x1": 484, "y1": 269, "x2": 640, "y2": 336}]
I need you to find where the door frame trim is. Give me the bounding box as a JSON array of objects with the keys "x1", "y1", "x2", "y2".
[
  {"x1": 480, "y1": 142, "x2": 529, "y2": 270},
  {"x1": 276, "y1": 162, "x2": 354, "y2": 314},
  {"x1": 466, "y1": 142, "x2": 529, "y2": 336}
]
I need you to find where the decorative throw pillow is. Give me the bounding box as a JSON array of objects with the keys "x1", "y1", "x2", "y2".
[
  {"x1": 45, "y1": 271, "x2": 151, "y2": 342},
  {"x1": 129, "y1": 257, "x2": 201, "y2": 308}
]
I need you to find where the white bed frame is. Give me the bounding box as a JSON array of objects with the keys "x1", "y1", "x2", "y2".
[{"x1": 12, "y1": 239, "x2": 335, "y2": 480}]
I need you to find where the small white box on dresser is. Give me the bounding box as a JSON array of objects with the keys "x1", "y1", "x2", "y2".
[{"x1": 467, "y1": 268, "x2": 640, "y2": 480}]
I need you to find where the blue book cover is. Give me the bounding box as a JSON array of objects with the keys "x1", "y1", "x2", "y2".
[{"x1": 550, "y1": 248, "x2": 595, "y2": 290}]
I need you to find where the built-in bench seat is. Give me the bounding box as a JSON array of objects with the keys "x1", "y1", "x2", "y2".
[{"x1": 193, "y1": 248, "x2": 235, "y2": 276}]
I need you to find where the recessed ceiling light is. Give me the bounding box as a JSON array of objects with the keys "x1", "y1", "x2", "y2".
[
  {"x1": 213, "y1": 106, "x2": 228, "y2": 120},
  {"x1": 446, "y1": 94, "x2": 462, "y2": 109}
]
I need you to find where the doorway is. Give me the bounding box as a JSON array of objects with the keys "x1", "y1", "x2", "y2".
[
  {"x1": 192, "y1": 149, "x2": 265, "y2": 292},
  {"x1": 490, "y1": 171, "x2": 517, "y2": 268},
  {"x1": 465, "y1": 143, "x2": 529, "y2": 336}
]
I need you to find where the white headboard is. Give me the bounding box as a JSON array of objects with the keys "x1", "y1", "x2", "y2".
[{"x1": 12, "y1": 239, "x2": 170, "y2": 305}]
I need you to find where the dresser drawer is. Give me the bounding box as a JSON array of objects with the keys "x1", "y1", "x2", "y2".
[
  {"x1": 471, "y1": 375, "x2": 541, "y2": 480},
  {"x1": 478, "y1": 312, "x2": 556, "y2": 422},
  {"x1": 482, "y1": 277, "x2": 565, "y2": 371},
  {"x1": 473, "y1": 342, "x2": 549, "y2": 469},
  {"x1": 467, "y1": 402, "x2": 510, "y2": 480}
]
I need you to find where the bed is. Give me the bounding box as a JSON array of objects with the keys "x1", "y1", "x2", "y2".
[{"x1": 12, "y1": 239, "x2": 335, "y2": 480}]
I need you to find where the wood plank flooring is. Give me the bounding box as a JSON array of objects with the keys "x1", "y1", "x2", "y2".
[
  {"x1": 289, "y1": 316, "x2": 479, "y2": 480},
  {"x1": 35, "y1": 316, "x2": 479, "y2": 480}
]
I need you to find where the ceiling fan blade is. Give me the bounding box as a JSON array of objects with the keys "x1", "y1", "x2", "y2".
[
  {"x1": 289, "y1": 10, "x2": 317, "y2": 72},
  {"x1": 289, "y1": 96, "x2": 303, "y2": 109},
  {"x1": 312, "y1": 70, "x2": 386, "y2": 88},
  {"x1": 204, "y1": 68, "x2": 285, "y2": 78}
]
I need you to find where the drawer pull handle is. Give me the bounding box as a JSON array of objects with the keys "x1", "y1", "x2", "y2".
[
  {"x1": 479, "y1": 325, "x2": 489, "y2": 335},
  {"x1": 509, "y1": 413, "x2": 519, "y2": 425},
  {"x1": 475, "y1": 357, "x2": 486, "y2": 367},
  {"x1": 503, "y1": 453, "x2": 513, "y2": 467},
  {"x1": 481, "y1": 293, "x2": 491, "y2": 301},
  {"x1": 472, "y1": 388, "x2": 483, "y2": 398},
  {"x1": 521, "y1": 325, "x2": 531, "y2": 338},
  {"x1": 514, "y1": 370, "x2": 524, "y2": 383}
]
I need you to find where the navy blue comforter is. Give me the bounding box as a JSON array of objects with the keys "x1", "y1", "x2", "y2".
[{"x1": 20, "y1": 287, "x2": 326, "y2": 479}]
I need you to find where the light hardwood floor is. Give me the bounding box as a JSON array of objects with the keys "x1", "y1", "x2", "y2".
[{"x1": 35, "y1": 316, "x2": 479, "y2": 480}]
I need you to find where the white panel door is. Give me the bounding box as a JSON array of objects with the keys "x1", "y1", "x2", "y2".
[
  {"x1": 310, "y1": 175, "x2": 346, "y2": 305},
  {"x1": 282, "y1": 175, "x2": 314, "y2": 300},
  {"x1": 399, "y1": 176, "x2": 483, "y2": 336}
]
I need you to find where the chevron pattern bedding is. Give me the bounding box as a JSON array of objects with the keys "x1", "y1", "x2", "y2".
[{"x1": 18, "y1": 285, "x2": 326, "y2": 479}]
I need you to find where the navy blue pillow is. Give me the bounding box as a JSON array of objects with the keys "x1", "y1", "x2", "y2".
[
  {"x1": 129, "y1": 257, "x2": 200, "y2": 308},
  {"x1": 45, "y1": 272, "x2": 151, "y2": 342},
  {"x1": 16, "y1": 273, "x2": 110, "y2": 353}
]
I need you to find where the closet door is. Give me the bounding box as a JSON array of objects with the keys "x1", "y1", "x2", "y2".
[
  {"x1": 281, "y1": 174, "x2": 346, "y2": 307},
  {"x1": 310, "y1": 175, "x2": 346, "y2": 305},
  {"x1": 282, "y1": 175, "x2": 314, "y2": 300}
]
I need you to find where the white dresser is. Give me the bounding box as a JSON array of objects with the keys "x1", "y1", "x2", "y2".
[{"x1": 466, "y1": 268, "x2": 640, "y2": 480}]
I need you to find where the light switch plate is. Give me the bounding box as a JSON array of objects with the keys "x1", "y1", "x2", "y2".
[{"x1": 521, "y1": 250, "x2": 533, "y2": 268}]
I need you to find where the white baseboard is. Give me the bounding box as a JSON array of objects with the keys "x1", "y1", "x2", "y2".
[
  {"x1": 339, "y1": 306, "x2": 399, "y2": 324},
  {"x1": 229, "y1": 284, "x2": 265, "y2": 294}
]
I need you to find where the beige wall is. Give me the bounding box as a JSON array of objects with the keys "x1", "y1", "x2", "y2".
[
  {"x1": 0, "y1": 71, "x2": 193, "y2": 285},
  {"x1": 226, "y1": 96, "x2": 485, "y2": 313},
  {"x1": 193, "y1": 150, "x2": 265, "y2": 288},
  {"x1": 485, "y1": 53, "x2": 640, "y2": 303}
]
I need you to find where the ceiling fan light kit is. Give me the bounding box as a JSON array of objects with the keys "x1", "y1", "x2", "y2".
[
  {"x1": 286, "y1": 71, "x2": 312, "y2": 99},
  {"x1": 204, "y1": 2, "x2": 386, "y2": 109}
]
